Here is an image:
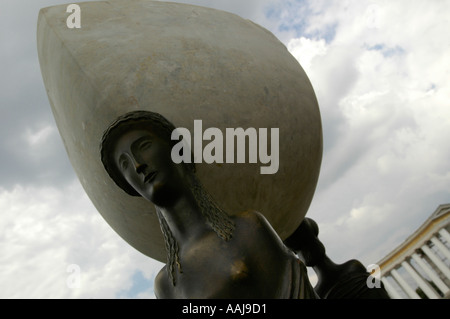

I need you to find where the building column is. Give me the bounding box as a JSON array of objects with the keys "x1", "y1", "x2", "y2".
[
  {"x1": 421, "y1": 244, "x2": 450, "y2": 279},
  {"x1": 430, "y1": 236, "x2": 450, "y2": 260},
  {"x1": 391, "y1": 268, "x2": 421, "y2": 299},
  {"x1": 439, "y1": 228, "x2": 450, "y2": 244},
  {"x1": 381, "y1": 276, "x2": 403, "y2": 299},
  {"x1": 402, "y1": 260, "x2": 440, "y2": 299},
  {"x1": 412, "y1": 253, "x2": 449, "y2": 296}
]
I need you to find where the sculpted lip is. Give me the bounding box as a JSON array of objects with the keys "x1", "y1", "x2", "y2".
[{"x1": 144, "y1": 171, "x2": 157, "y2": 184}]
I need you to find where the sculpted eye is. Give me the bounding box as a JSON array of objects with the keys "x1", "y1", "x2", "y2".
[{"x1": 139, "y1": 139, "x2": 152, "y2": 150}]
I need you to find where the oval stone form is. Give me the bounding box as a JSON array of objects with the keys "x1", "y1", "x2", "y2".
[{"x1": 37, "y1": 0, "x2": 322, "y2": 263}]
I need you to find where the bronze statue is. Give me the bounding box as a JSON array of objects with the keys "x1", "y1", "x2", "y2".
[
  {"x1": 284, "y1": 218, "x2": 390, "y2": 299},
  {"x1": 39, "y1": 1, "x2": 387, "y2": 300},
  {"x1": 100, "y1": 111, "x2": 317, "y2": 299}
]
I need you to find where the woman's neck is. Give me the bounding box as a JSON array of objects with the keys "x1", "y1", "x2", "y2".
[
  {"x1": 156, "y1": 189, "x2": 212, "y2": 246},
  {"x1": 155, "y1": 178, "x2": 235, "y2": 286}
]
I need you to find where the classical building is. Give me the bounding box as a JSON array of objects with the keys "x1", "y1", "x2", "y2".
[{"x1": 378, "y1": 204, "x2": 450, "y2": 299}]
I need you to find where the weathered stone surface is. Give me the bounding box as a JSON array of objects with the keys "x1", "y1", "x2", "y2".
[{"x1": 37, "y1": 0, "x2": 322, "y2": 262}]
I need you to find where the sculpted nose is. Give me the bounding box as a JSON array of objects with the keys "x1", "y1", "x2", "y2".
[
  {"x1": 129, "y1": 153, "x2": 146, "y2": 174},
  {"x1": 135, "y1": 163, "x2": 147, "y2": 174}
]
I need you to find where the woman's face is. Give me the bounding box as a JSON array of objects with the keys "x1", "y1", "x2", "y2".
[{"x1": 113, "y1": 127, "x2": 187, "y2": 206}]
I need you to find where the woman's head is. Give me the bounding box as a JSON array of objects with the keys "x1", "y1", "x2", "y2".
[
  {"x1": 101, "y1": 111, "x2": 235, "y2": 286},
  {"x1": 100, "y1": 111, "x2": 195, "y2": 202}
]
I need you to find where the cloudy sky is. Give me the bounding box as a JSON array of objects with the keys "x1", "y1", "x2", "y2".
[{"x1": 1, "y1": 0, "x2": 449, "y2": 299}]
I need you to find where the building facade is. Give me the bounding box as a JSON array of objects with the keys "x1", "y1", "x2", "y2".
[{"x1": 378, "y1": 204, "x2": 450, "y2": 299}]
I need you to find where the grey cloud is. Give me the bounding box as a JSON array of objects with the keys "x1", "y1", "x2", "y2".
[{"x1": 0, "y1": 0, "x2": 83, "y2": 189}]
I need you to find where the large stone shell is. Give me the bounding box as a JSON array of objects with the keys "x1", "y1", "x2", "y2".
[{"x1": 37, "y1": 0, "x2": 322, "y2": 262}]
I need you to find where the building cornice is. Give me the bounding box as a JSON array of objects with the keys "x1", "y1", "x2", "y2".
[{"x1": 378, "y1": 204, "x2": 450, "y2": 274}]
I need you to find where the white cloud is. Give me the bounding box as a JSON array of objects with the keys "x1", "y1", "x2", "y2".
[
  {"x1": 0, "y1": 181, "x2": 163, "y2": 298},
  {"x1": 284, "y1": 0, "x2": 450, "y2": 265},
  {"x1": 287, "y1": 37, "x2": 328, "y2": 75},
  {"x1": 24, "y1": 125, "x2": 55, "y2": 147}
]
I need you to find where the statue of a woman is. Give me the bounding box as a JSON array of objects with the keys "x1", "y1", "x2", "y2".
[{"x1": 100, "y1": 110, "x2": 317, "y2": 299}]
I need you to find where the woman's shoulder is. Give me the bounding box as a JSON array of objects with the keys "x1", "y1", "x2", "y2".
[
  {"x1": 154, "y1": 265, "x2": 173, "y2": 299},
  {"x1": 233, "y1": 210, "x2": 279, "y2": 235},
  {"x1": 233, "y1": 210, "x2": 288, "y2": 251}
]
